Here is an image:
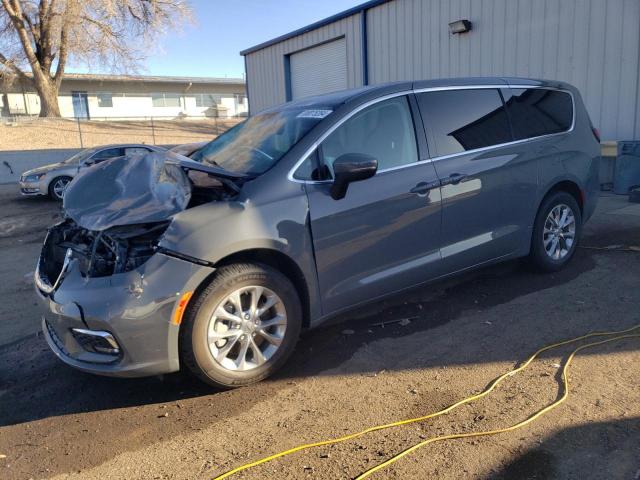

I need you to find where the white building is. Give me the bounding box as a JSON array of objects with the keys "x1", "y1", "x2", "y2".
[{"x1": 1, "y1": 73, "x2": 247, "y2": 119}]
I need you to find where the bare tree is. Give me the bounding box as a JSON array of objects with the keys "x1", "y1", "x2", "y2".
[{"x1": 0, "y1": 0, "x2": 191, "y2": 116}]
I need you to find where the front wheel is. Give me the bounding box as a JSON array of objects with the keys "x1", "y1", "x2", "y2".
[
  {"x1": 528, "y1": 191, "x2": 582, "y2": 272},
  {"x1": 48, "y1": 176, "x2": 72, "y2": 201},
  {"x1": 180, "y1": 263, "x2": 302, "y2": 388}
]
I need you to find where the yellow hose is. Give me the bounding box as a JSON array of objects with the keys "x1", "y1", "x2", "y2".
[{"x1": 213, "y1": 324, "x2": 640, "y2": 480}]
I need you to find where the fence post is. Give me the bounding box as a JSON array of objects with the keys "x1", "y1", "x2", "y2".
[
  {"x1": 150, "y1": 117, "x2": 156, "y2": 145},
  {"x1": 76, "y1": 117, "x2": 84, "y2": 148},
  {"x1": 214, "y1": 115, "x2": 218, "y2": 136}
]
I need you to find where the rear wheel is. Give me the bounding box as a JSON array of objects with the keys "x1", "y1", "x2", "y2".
[
  {"x1": 48, "y1": 176, "x2": 72, "y2": 201},
  {"x1": 180, "y1": 263, "x2": 302, "y2": 388},
  {"x1": 528, "y1": 191, "x2": 582, "y2": 272}
]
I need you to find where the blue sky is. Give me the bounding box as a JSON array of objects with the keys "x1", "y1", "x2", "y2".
[{"x1": 69, "y1": 0, "x2": 364, "y2": 78}]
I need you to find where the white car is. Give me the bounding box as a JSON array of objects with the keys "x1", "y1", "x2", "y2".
[{"x1": 19, "y1": 144, "x2": 165, "y2": 200}]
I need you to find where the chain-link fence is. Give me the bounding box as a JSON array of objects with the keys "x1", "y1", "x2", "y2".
[{"x1": 0, "y1": 115, "x2": 244, "y2": 151}]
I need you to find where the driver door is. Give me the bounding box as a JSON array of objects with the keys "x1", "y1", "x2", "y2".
[{"x1": 303, "y1": 95, "x2": 443, "y2": 315}]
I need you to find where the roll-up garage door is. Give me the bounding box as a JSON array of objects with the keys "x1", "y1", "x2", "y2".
[{"x1": 290, "y1": 38, "x2": 347, "y2": 100}]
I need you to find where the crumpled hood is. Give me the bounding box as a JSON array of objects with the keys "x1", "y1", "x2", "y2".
[{"x1": 63, "y1": 151, "x2": 192, "y2": 231}]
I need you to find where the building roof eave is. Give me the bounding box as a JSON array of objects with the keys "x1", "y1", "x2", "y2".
[
  {"x1": 17, "y1": 72, "x2": 245, "y2": 86},
  {"x1": 240, "y1": 0, "x2": 391, "y2": 56}
]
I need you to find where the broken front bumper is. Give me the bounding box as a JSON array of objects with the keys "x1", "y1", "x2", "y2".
[{"x1": 37, "y1": 250, "x2": 214, "y2": 378}]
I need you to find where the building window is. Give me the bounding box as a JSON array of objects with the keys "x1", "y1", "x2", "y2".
[
  {"x1": 237, "y1": 95, "x2": 246, "y2": 105},
  {"x1": 152, "y1": 93, "x2": 182, "y2": 108},
  {"x1": 195, "y1": 94, "x2": 220, "y2": 107},
  {"x1": 195, "y1": 93, "x2": 233, "y2": 107},
  {"x1": 97, "y1": 93, "x2": 113, "y2": 108}
]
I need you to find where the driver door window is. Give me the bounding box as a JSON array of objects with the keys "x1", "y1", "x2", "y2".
[{"x1": 320, "y1": 96, "x2": 418, "y2": 176}]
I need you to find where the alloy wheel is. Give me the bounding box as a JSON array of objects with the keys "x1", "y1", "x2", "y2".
[
  {"x1": 207, "y1": 286, "x2": 287, "y2": 371},
  {"x1": 543, "y1": 204, "x2": 576, "y2": 260},
  {"x1": 52, "y1": 178, "x2": 71, "y2": 200}
]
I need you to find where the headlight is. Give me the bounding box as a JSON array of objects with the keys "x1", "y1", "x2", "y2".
[{"x1": 23, "y1": 173, "x2": 45, "y2": 182}]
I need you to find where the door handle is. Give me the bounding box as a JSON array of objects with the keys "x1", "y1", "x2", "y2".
[
  {"x1": 410, "y1": 181, "x2": 439, "y2": 196},
  {"x1": 441, "y1": 173, "x2": 467, "y2": 186}
]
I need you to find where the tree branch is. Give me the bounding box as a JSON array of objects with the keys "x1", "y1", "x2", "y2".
[
  {"x1": 2, "y1": 0, "x2": 42, "y2": 76},
  {"x1": 53, "y1": 18, "x2": 68, "y2": 86},
  {"x1": 0, "y1": 51, "x2": 27, "y2": 79}
]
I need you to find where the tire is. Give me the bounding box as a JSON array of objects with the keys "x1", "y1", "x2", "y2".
[
  {"x1": 48, "y1": 176, "x2": 73, "y2": 201},
  {"x1": 179, "y1": 263, "x2": 302, "y2": 388},
  {"x1": 528, "y1": 191, "x2": 582, "y2": 272}
]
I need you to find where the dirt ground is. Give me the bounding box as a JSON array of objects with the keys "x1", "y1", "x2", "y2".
[
  {"x1": 0, "y1": 117, "x2": 242, "y2": 151},
  {"x1": 0, "y1": 185, "x2": 639, "y2": 480}
]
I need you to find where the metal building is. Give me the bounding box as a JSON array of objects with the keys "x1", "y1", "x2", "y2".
[{"x1": 241, "y1": 0, "x2": 640, "y2": 142}]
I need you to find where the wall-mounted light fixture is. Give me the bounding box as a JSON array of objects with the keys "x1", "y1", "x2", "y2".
[{"x1": 449, "y1": 19, "x2": 472, "y2": 34}]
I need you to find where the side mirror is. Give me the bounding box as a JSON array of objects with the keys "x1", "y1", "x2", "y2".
[{"x1": 330, "y1": 153, "x2": 378, "y2": 200}]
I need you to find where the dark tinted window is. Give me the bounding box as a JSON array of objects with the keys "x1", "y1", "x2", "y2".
[
  {"x1": 320, "y1": 96, "x2": 418, "y2": 175},
  {"x1": 92, "y1": 148, "x2": 124, "y2": 162},
  {"x1": 417, "y1": 89, "x2": 512, "y2": 157},
  {"x1": 502, "y1": 88, "x2": 573, "y2": 140}
]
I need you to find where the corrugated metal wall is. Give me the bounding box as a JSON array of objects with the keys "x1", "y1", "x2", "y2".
[
  {"x1": 366, "y1": 0, "x2": 639, "y2": 141},
  {"x1": 244, "y1": 0, "x2": 640, "y2": 141},
  {"x1": 245, "y1": 14, "x2": 363, "y2": 114}
]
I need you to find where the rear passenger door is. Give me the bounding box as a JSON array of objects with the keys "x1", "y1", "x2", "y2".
[{"x1": 416, "y1": 88, "x2": 538, "y2": 272}]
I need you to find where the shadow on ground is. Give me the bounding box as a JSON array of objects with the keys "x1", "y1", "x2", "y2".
[
  {"x1": 0, "y1": 246, "x2": 616, "y2": 427},
  {"x1": 0, "y1": 192, "x2": 639, "y2": 479},
  {"x1": 488, "y1": 417, "x2": 640, "y2": 480}
]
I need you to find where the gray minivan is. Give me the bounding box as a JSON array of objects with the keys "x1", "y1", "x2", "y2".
[{"x1": 36, "y1": 78, "x2": 600, "y2": 388}]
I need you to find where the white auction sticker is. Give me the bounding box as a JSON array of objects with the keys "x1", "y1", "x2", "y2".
[{"x1": 297, "y1": 109, "x2": 332, "y2": 119}]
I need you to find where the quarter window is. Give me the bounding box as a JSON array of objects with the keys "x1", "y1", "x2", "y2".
[
  {"x1": 502, "y1": 89, "x2": 573, "y2": 140},
  {"x1": 293, "y1": 150, "x2": 328, "y2": 181},
  {"x1": 416, "y1": 89, "x2": 512, "y2": 158},
  {"x1": 319, "y1": 96, "x2": 418, "y2": 175}
]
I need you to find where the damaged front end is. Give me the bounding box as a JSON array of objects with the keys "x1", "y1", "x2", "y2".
[
  {"x1": 36, "y1": 151, "x2": 242, "y2": 294},
  {"x1": 35, "y1": 151, "x2": 233, "y2": 376},
  {"x1": 36, "y1": 219, "x2": 171, "y2": 292}
]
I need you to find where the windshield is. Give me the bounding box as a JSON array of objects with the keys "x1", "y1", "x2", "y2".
[
  {"x1": 191, "y1": 108, "x2": 330, "y2": 175},
  {"x1": 62, "y1": 148, "x2": 96, "y2": 164}
]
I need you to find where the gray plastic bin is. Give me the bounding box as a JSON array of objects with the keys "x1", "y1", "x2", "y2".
[{"x1": 613, "y1": 141, "x2": 640, "y2": 195}]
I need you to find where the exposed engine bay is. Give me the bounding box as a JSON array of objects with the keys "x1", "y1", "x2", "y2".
[
  {"x1": 37, "y1": 151, "x2": 244, "y2": 286},
  {"x1": 41, "y1": 219, "x2": 171, "y2": 280}
]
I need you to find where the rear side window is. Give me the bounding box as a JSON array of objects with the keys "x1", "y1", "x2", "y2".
[
  {"x1": 416, "y1": 89, "x2": 512, "y2": 158},
  {"x1": 124, "y1": 147, "x2": 151, "y2": 155},
  {"x1": 502, "y1": 88, "x2": 573, "y2": 140},
  {"x1": 91, "y1": 148, "x2": 124, "y2": 163}
]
